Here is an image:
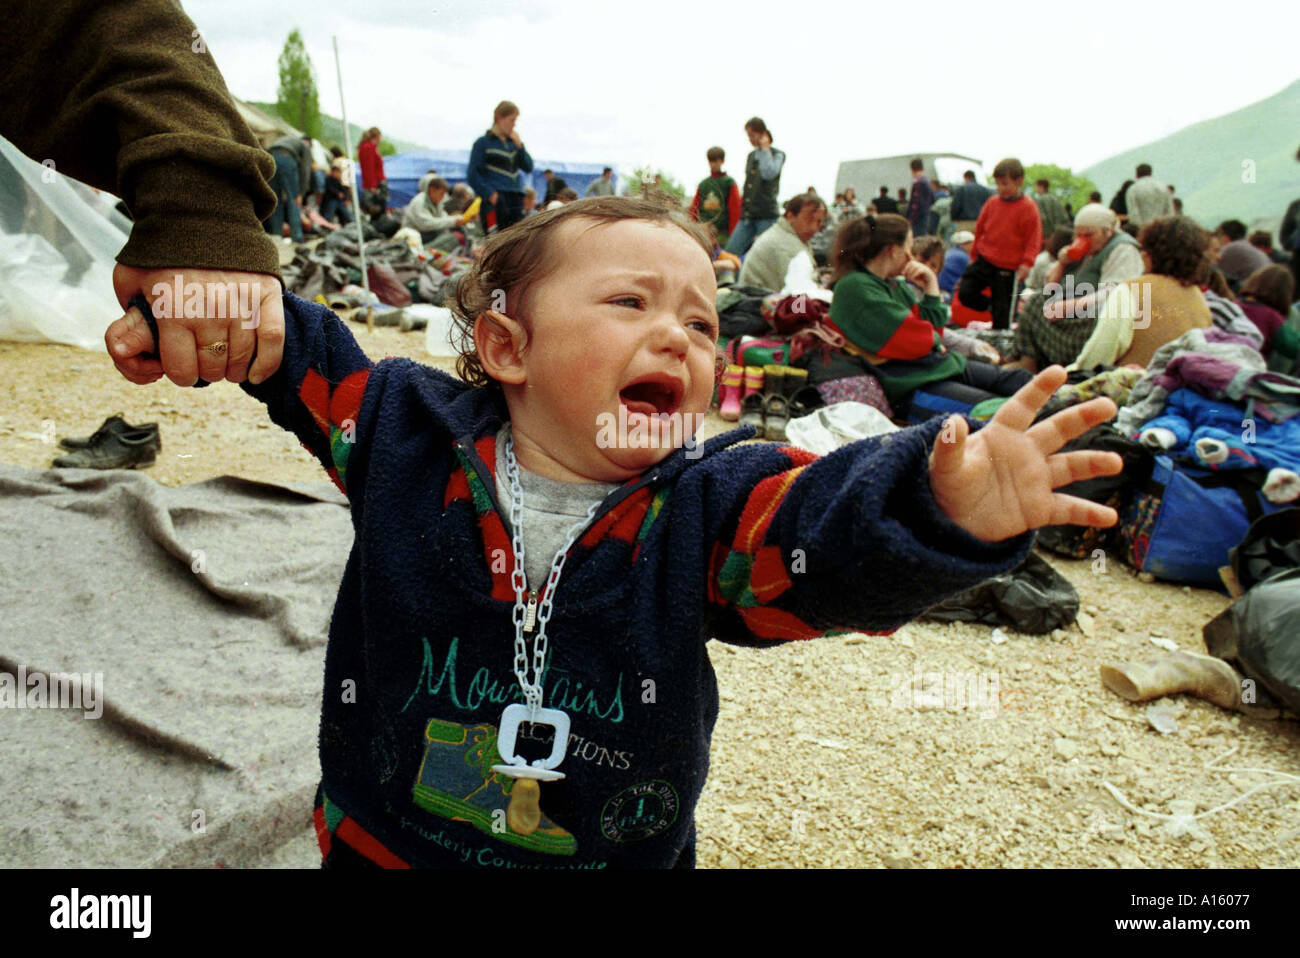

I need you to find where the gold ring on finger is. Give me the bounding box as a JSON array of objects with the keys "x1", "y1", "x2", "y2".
[{"x1": 203, "y1": 341, "x2": 229, "y2": 356}]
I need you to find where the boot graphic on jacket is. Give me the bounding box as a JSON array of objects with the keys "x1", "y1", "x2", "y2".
[{"x1": 412, "y1": 718, "x2": 577, "y2": 856}]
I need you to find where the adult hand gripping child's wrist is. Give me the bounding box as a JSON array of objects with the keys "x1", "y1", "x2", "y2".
[
  {"x1": 108, "y1": 265, "x2": 285, "y2": 387},
  {"x1": 926, "y1": 366, "x2": 1125, "y2": 543}
]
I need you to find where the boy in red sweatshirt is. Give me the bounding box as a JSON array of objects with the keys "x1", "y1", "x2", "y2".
[{"x1": 957, "y1": 158, "x2": 1042, "y2": 330}]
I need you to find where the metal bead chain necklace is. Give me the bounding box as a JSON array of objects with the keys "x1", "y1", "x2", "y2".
[{"x1": 491, "y1": 426, "x2": 603, "y2": 789}]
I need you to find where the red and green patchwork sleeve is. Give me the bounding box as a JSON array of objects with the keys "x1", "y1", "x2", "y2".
[
  {"x1": 703, "y1": 419, "x2": 1032, "y2": 645},
  {"x1": 241, "y1": 294, "x2": 375, "y2": 499}
]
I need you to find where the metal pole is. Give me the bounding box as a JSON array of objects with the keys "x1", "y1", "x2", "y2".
[{"x1": 333, "y1": 35, "x2": 372, "y2": 332}]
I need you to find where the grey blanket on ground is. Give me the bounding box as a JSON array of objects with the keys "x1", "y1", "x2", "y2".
[{"x1": 0, "y1": 465, "x2": 352, "y2": 867}]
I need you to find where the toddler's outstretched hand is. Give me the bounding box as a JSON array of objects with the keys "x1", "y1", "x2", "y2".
[{"x1": 928, "y1": 366, "x2": 1124, "y2": 542}]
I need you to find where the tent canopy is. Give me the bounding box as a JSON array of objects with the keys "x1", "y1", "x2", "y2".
[
  {"x1": 233, "y1": 98, "x2": 332, "y2": 171},
  {"x1": 233, "y1": 99, "x2": 296, "y2": 148}
]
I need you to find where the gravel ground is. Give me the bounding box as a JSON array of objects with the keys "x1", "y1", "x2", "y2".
[{"x1": 3, "y1": 323, "x2": 1297, "y2": 869}]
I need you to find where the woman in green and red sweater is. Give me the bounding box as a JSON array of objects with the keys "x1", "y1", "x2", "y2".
[{"x1": 826, "y1": 214, "x2": 1033, "y2": 414}]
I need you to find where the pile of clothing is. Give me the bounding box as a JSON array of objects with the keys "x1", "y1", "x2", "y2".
[
  {"x1": 280, "y1": 229, "x2": 476, "y2": 320},
  {"x1": 1119, "y1": 327, "x2": 1300, "y2": 491},
  {"x1": 1038, "y1": 325, "x2": 1300, "y2": 589}
]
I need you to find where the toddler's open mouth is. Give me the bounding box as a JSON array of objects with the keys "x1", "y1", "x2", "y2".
[{"x1": 619, "y1": 376, "x2": 684, "y2": 418}]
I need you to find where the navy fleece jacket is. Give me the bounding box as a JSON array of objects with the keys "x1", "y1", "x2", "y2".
[
  {"x1": 241, "y1": 293, "x2": 1032, "y2": 869},
  {"x1": 466, "y1": 131, "x2": 533, "y2": 199}
]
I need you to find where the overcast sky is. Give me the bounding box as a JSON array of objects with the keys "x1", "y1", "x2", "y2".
[{"x1": 187, "y1": 0, "x2": 1297, "y2": 197}]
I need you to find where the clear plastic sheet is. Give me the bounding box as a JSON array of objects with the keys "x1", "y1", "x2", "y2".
[{"x1": 0, "y1": 135, "x2": 129, "y2": 350}]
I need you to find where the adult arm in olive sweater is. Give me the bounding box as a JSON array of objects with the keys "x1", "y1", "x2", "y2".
[{"x1": 0, "y1": 0, "x2": 280, "y2": 278}]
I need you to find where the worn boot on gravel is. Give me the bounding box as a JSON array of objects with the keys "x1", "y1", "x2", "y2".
[{"x1": 1099, "y1": 650, "x2": 1278, "y2": 717}]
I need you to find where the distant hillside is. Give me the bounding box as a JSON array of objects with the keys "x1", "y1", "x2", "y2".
[
  {"x1": 1083, "y1": 79, "x2": 1300, "y2": 235},
  {"x1": 249, "y1": 101, "x2": 429, "y2": 155}
]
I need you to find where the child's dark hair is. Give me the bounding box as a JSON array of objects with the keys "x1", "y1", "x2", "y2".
[
  {"x1": 1201, "y1": 265, "x2": 1232, "y2": 297},
  {"x1": 831, "y1": 213, "x2": 910, "y2": 284},
  {"x1": 706, "y1": 146, "x2": 725, "y2": 163},
  {"x1": 913, "y1": 236, "x2": 945, "y2": 265},
  {"x1": 992, "y1": 158, "x2": 1024, "y2": 181},
  {"x1": 1239, "y1": 264, "x2": 1295, "y2": 315},
  {"x1": 909, "y1": 158, "x2": 923, "y2": 172},
  {"x1": 449, "y1": 197, "x2": 715, "y2": 389}
]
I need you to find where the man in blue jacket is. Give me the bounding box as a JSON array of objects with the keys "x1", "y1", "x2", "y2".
[{"x1": 950, "y1": 169, "x2": 993, "y2": 232}]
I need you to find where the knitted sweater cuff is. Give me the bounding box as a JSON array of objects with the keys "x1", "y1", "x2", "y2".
[{"x1": 117, "y1": 155, "x2": 283, "y2": 282}]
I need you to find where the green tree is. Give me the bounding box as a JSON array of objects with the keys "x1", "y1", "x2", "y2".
[
  {"x1": 276, "y1": 29, "x2": 322, "y2": 139},
  {"x1": 378, "y1": 140, "x2": 397, "y2": 157},
  {"x1": 1023, "y1": 163, "x2": 1097, "y2": 216},
  {"x1": 624, "y1": 165, "x2": 687, "y2": 205}
]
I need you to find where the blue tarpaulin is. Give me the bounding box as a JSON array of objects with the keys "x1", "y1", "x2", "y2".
[
  {"x1": 381, "y1": 151, "x2": 471, "y2": 207},
  {"x1": 383, "y1": 151, "x2": 616, "y2": 209}
]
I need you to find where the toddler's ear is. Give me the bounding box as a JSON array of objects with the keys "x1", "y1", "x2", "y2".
[{"x1": 474, "y1": 310, "x2": 528, "y2": 385}]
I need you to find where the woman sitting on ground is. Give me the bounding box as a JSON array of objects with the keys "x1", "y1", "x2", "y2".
[
  {"x1": 1069, "y1": 216, "x2": 1213, "y2": 371},
  {"x1": 1009, "y1": 204, "x2": 1144, "y2": 373},
  {"x1": 1236, "y1": 264, "x2": 1297, "y2": 359},
  {"x1": 820, "y1": 213, "x2": 1033, "y2": 413}
]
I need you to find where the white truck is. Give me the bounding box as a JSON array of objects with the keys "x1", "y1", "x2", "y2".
[{"x1": 835, "y1": 153, "x2": 989, "y2": 205}]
